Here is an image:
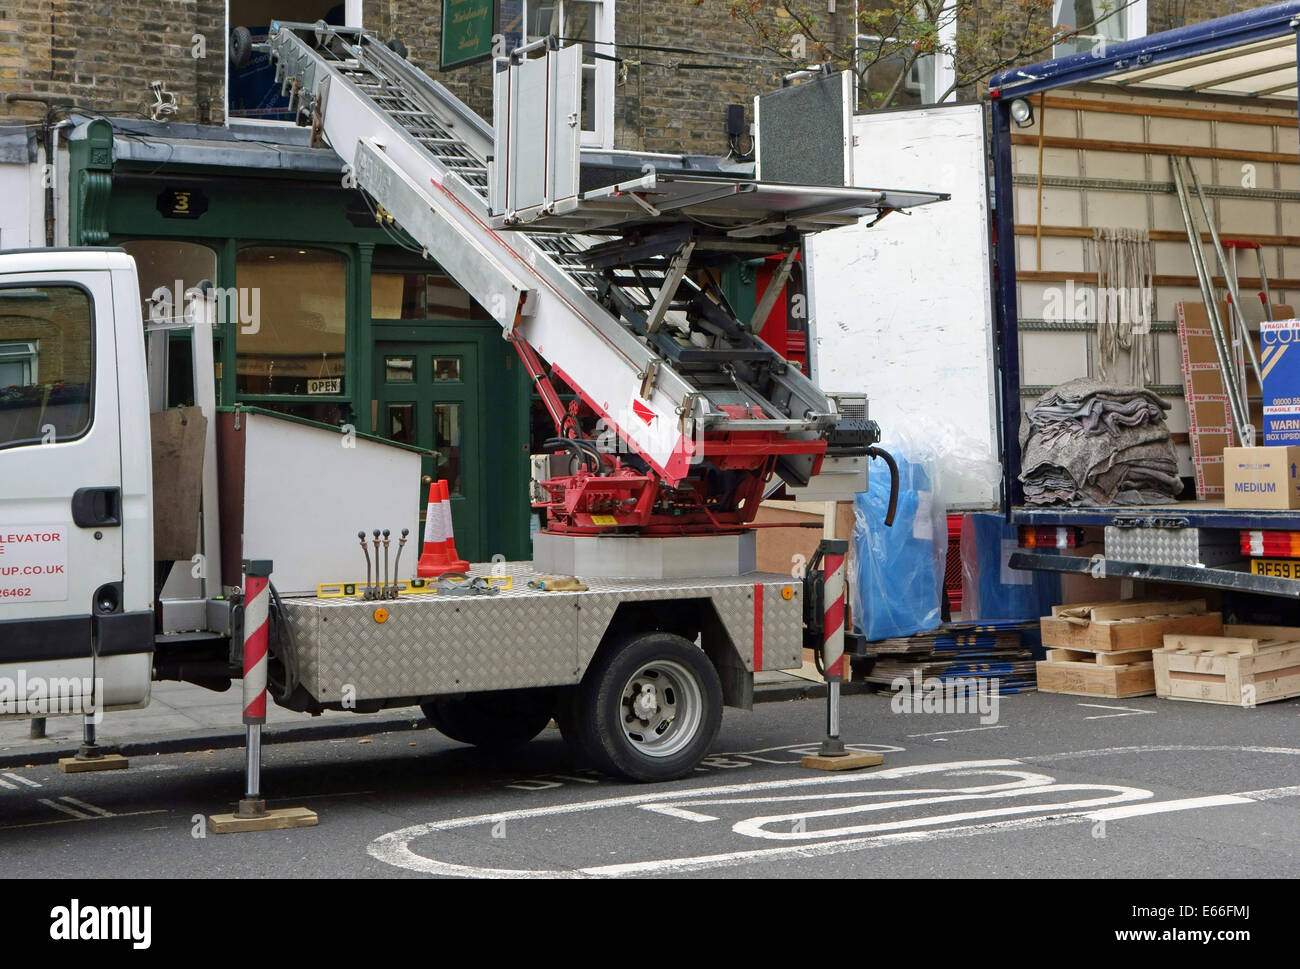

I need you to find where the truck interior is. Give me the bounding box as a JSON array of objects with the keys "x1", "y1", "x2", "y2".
[{"x1": 989, "y1": 1, "x2": 1300, "y2": 596}]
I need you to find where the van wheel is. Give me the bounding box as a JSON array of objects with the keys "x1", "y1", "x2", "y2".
[
  {"x1": 575, "y1": 632, "x2": 722, "y2": 782},
  {"x1": 420, "y1": 689, "x2": 555, "y2": 751}
]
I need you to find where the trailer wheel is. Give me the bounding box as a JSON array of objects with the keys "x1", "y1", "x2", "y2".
[
  {"x1": 420, "y1": 689, "x2": 555, "y2": 751},
  {"x1": 576, "y1": 632, "x2": 722, "y2": 782}
]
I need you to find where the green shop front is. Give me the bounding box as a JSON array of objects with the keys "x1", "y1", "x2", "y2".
[{"x1": 66, "y1": 116, "x2": 530, "y2": 562}]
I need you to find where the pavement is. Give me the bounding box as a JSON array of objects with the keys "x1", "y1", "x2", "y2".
[
  {"x1": 0, "y1": 661, "x2": 864, "y2": 768},
  {"x1": 1, "y1": 688, "x2": 1297, "y2": 880}
]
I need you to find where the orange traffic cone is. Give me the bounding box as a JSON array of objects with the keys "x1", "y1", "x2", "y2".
[
  {"x1": 417, "y1": 480, "x2": 468, "y2": 577},
  {"x1": 440, "y1": 480, "x2": 470, "y2": 573}
]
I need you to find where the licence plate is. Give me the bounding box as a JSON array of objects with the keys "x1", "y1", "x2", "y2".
[{"x1": 1250, "y1": 557, "x2": 1300, "y2": 580}]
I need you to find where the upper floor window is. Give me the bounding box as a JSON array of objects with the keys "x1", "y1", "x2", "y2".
[
  {"x1": 501, "y1": 0, "x2": 616, "y2": 147},
  {"x1": 1053, "y1": 0, "x2": 1147, "y2": 58},
  {"x1": 228, "y1": 2, "x2": 361, "y2": 122}
]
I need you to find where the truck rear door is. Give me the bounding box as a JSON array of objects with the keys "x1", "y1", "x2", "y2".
[{"x1": 0, "y1": 257, "x2": 123, "y2": 720}]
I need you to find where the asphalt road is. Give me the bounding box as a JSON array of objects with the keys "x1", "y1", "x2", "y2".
[{"x1": 1, "y1": 690, "x2": 1297, "y2": 879}]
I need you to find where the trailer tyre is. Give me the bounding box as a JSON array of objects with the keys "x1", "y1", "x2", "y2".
[
  {"x1": 576, "y1": 633, "x2": 722, "y2": 782},
  {"x1": 420, "y1": 689, "x2": 555, "y2": 751}
]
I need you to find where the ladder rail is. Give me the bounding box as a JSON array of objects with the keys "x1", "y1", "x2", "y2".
[{"x1": 266, "y1": 22, "x2": 838, "y2": 485}]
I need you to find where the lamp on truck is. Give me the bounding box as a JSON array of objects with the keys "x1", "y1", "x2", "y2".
[{"x1": 1009, "y1": 98, "x2": 1034, "y2": 128}]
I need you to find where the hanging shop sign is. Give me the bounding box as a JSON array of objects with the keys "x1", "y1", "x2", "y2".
[{"x1": 440, "y1": 0, "x2": 496, "y2": 70}]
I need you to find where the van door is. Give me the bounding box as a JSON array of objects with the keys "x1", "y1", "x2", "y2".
[{"x1": 0, "y1": 268, "x2": 123, "y2": 721}]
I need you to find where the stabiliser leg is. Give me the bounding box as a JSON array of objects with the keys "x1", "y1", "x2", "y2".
[
  {"x1": 802, "y1": 539, "x2": 883, "y2": 772},
  {"x1": 210, "y1": 560, "x2": 318, "y2": 834}
]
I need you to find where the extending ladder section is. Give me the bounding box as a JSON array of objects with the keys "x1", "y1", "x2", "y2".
[{"x1": 264, "y1": 22, "x2": 912, "y2": 494}]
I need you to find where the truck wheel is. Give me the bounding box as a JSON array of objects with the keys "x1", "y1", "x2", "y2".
[
  {"x1": 576, "y1": 632, "x2": 722, "y2": 782},
  {"x1": 420, "y1": 689, "x2": 555, "y2": 751}
]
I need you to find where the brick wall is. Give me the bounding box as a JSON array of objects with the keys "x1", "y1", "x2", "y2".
[
  {"x1": 0, "y1": 0, "x2": 225, "y2": 124},
  {"x1": 0, "y1": 1, "x2": 1282, "y2": 141}
]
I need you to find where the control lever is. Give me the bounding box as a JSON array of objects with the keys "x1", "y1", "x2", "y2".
[
  {"x1": 389, "y1": 529, "x2": 409, "y2": 599},
  {"x1": 358, "y1": 531, "x2": 372, "y2": 599}
]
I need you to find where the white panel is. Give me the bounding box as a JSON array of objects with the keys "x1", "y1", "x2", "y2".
[
  {"x1": 0, "y1": 162, "x2": 36, "y2": 249},
  {"x1": 808, "y1": 103, "x2": 999, "y2": 510},
  {"x1": 240, "y1": 413, "x2": 422, "y2": 595},
  {"x1": 1021, "y1": 331, "x2": 1089, "y2": 385}
]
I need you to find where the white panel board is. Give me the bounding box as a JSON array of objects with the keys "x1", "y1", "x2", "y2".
[
  {"x1": 807, "y1": 103, "x2": 999, "y2": 510},
  {"x1": 241, "y1": 413, "x2": 422, "y2": 595}
]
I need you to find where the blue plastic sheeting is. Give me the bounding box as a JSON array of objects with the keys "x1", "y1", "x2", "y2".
[
  {"x1": 854, "y1": 454, "x2": 944, "y2": 641},
  {"x1": 961, "y1": 513, "x2": 1060, "y2": 621}
]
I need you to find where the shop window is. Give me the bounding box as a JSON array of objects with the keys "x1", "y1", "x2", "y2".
[
  {"x1": 121, "y1": 240, "x2": 219, "y2": 408},
  {"x1": 228, "y1": 2, "x2": 359, "y2": 122},
  {"x1": 385, "y1": 355, "x2": 415, "y2": 382},
  {"x1": 0, "y1": 286, "x2": 93, "y2": 448},
  {"x1": 500, "y1": 0, "x2": 615, "y2": 147},
  {"x1": 236, "y1": 247, "x2": 347, "y2": 397},
  {"x1": 1053, "y1": 0, "x2": 1146, "y2": 58},
  {"x1": 435, "y1": 402, "x2": 463, "y2": 494},
  {"x1": 388, "y1": 403, "x2": 416, "y2": 445},
  {"x1": 371, "y1": 271, "x2": 491, "y2": 321}
]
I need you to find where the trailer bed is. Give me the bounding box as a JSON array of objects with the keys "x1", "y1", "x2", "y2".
[{"x1": 277, "y1": 563, "x2": 805, "y2": 706}]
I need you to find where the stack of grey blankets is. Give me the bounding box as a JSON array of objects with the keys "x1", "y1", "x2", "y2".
[{"x1": 1019, "y1": 378, "x2": 1183, "y2": 506}]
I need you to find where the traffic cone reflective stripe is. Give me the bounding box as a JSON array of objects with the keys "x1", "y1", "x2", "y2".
[
  {"x1": 440, "y1": 480, "x2": 470, "y2": 573},
  {"x1": 421, "y1": 482, "x2": 443, "y2": 549}
]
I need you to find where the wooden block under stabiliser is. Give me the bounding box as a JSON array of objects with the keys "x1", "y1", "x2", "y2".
[
  {"x1": 801, "y1": 750, "x2": 885, "y2": 771},
  {"x1": 208, "y1": 806, "x2": 319, "y2": 834},
  {"x1": 58, "y1": 754, "x2": 129, "y2": 773}
]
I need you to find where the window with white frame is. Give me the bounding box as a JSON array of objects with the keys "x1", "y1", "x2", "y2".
[
  {"x1": 0, "y1": 340, "x2": 38, "y2": 388},
  {"x1": 1053, "y1": 0, "x2": 1147, "y2": 58},
  {"x1": 501, "y1": 0, "x2": 616, "y2": 147},
  {"x1": 855, "y1": 35, "x2": 953, "y2": 109}
]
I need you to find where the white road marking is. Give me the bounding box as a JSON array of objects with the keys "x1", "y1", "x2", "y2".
[
  {"x1": 1077, "y1": 703, "x2": 1153, "y2": 720},
  {"x1": 37, "y1": 798, "x2": 97, "y2": 820},
  {"x1": 906, "y1": 725, "x2": 1006, "y2": 738},
  {"x1": 0, "y1": 778, "x2": 16, "y2": 790},
  {"x1": 58, "y1": 796, "x2": 114, "y2": 818},
  {"x1": 370, "y1": 747, "x2": 1300, "y2": 878},
  {"x1": 1086, "y1": 795, "x2": 1252, "y2": 820},
  {"x1": 3, "y1": 772, "x2": 41, "y2": 787},
  {"x1": 640, "y1": 804, "x2": 719, "y2": 822},
  {"x1": 0, "y1": 809, "x2": 166, "y2": 832}
]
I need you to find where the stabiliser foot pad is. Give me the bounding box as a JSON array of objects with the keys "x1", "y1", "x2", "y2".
[
  {"x1": 208, "y1": 806, "x2": 319, "y2": 834},
  {"x1": 58, "y1": 754, "x2": 129, "y2": 773},
  {"x1": 801, "y1": 750, "x2": 885, "y2": 771}
]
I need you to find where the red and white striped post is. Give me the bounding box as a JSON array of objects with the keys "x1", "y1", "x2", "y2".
[
  {"x1": 818, "y1": 539, "x2": 849, "y2": 758},
  {"x1": 237, "y1": 559, "x2": 272, "y2": 818}
]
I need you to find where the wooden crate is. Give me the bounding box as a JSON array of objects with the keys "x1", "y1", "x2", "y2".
[
  {"x1": 1037, "y1": 646, "x2": 1156, "y2": 698},
  {"x1": 1040, "y1": 599, "x2": 1221, "y2": 652},
  {"x1": 1155, "y1": 624, "x2": 1300, "y2": 707}
]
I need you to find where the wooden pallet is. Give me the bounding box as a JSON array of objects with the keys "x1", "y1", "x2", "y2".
[
  {"x1": 1037, "y1": 645, "x2": 1156, "y2": 698},
  {"x1": 1040, "y1": 599, "x2": 1221, "y2": 652},
  {"x1": 1155, "y1": 623, "x2": 1300, "y2": 707}
]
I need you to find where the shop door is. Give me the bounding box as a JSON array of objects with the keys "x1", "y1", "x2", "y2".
[{"x1": 374, "y1": 342, "x2": 484, "y2": 562}]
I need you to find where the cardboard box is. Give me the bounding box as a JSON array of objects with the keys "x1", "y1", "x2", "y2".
[
  {"x1": 1223, "y1": 446, "x2": 1300, "y2": 509},
  {"x1": 1261, "y1": 318, "x2": 1300, "y2": 446}
]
